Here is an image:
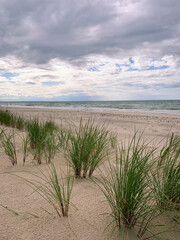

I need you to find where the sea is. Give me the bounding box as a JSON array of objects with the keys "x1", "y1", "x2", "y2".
[{"x1": 0, "y1": 100, "x2": 180, "y2": 115}]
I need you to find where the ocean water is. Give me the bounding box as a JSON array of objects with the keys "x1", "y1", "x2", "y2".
[{"x1": 0, "y1": 100, "x2": 180, "y2": 115}]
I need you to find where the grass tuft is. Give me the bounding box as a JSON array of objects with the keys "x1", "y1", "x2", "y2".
[
  {"x1": 0, "y1": 110, "x2": 25, "y2": 129},
  {"x1": 15, "y1": 115, "x2": 25, "y2": 130},
  {"x1": 64, "y1": 118, "x2": 111, "y2": 178},
  {"x1": 152, "y1": 134, "x2": 180, "y2": 210},
  {"x1": 17, "y1": 163, "x2": 74, "y2": 217},
  {"x1": 44, "y1": 132, "x2": 59, "y2": 163},
  {"x1": 21, "y1": 134, "x2": 30, "y2": 165},
  {"x1": 94, "y1": 133, "x2": 160, "y2": 238},
  {"x1": 1, "y1": 130, "x2": 17, "y2": 165},
  {"x1": 26, "y1": 119, "x2": 58, "y2": 164}
]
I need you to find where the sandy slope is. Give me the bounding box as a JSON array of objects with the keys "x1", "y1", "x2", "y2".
[{"x1": 0, "y1": 107, "x2": 180, "y2": 240}]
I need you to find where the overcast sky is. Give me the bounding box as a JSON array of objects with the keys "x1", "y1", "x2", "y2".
[{"x1": 0, "y1": 0, "x2": 180, "y2": 101}]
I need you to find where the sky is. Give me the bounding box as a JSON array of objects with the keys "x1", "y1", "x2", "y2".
[{"x1": 0, "y1": 0, "x2": 180, "y2": 101}]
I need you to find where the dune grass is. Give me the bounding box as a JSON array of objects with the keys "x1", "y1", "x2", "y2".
[
  {"x1": 0, "y1": 127, "x2": 4, "y2": 139},
  {"x1": 57, "y1": 126, "x2": 69, "y2": 149},
  {"x1": 21, "y1": 134, "x2": 30, "y2": 165},
  {"x1": 110, "y1": 132, "x2": 118, "y2": 149},
  {"x1": 64, "y1": 118, "x2": 111, "y2": 178},
  {"x1": 94, "y1": 133, "x2": 160, "y2": 238},
  {"x1": 26, "y1": 119, "x2": 57, "y2": 164},
  {"x1": 15, "y1": 115, "x2": 25, "y2": 130},
  {"x1": 43, "y1": 120, "x2": 59, "y2": 163},
  {"x1": 26, "y1": 118, "x2": 45, "y2": 149},
  {"x1": 0, "y1": 110, "x2": 15, "y2": 127},
  {"x1": 152, "y1": 134, "x2": 180, "y2": 210},
  {"x1": 0, "y1": 110, "x2": 25, "y2": 129},
  {"x1": 18, "y1": 163, "x2": 74, "y2": 217},
  {"x1": 1, "y1": 130, "x2": 17, "y2": 165},
  {"x1": 159, "y1": 133, "x2": 180, "y2": 166},
  {"x1": 0, "y1": 110, "x2": 60, "y2": 165},
  {"x1": 0, "y1": 127, "x2": 5, "y2": 151},
  {"x1": 44, "y1": 132, "x2": 59, "y2": 163},
  {"x1": 44, "y1": 120, "x2": 58, "y2": 134}
]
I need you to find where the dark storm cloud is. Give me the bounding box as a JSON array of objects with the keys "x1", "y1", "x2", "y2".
[{"x1": 0, "y1": 0, "x2": 180, "y2": 64}]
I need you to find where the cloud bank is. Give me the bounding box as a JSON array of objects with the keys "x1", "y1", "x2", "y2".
[{"x1": 0, "y1": 0, "x2": 180, "y2": 100}]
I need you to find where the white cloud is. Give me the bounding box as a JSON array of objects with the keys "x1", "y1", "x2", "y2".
[{"x1": 0, "y1": 54, "x2": 180, "y2": 100}]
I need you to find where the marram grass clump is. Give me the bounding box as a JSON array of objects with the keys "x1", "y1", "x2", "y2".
[
  {"x1": 15, "y1": 115, "x2": 25, "y2": 130},
  {"x1": 44, "y1": 132, "x2": 59, "y2": 163},
  {"x1": 26, "y1": 119, "x2": 58, "y2": 164},
  {"x1": 0, "y1": 112, "x2": 61, "y2": 165},
  {"x1": 0, "y1": 110, "x2": 25, "y2": 129},
  {"x1": 1, "y1": 130, "x2": 17, "y2": 165},
  {"x1": 0, "y1": 110, "x2": 15, "y2": 127},
  {"x1": 95, "y1": 133, "x2": 160, "y2": 238},
  {"x1": 16, "y1": 163, "x2": 74, "y2": 217},
  {"x1": 21, "y1": 134, "x2": 30, "y2": 165},
  {"x1": 152, "y1": 134, "x2": 180, "y2": 210},
  {"x1": 64, "y1": 118, "x2": 111, "y2": 178},
  {"x1": 26, "y1": 118, "x2": 45, "y2": 150}
]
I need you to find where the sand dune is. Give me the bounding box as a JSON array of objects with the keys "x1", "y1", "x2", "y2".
[{"x1": 0, "y1": 107, "x2": 180, "y2": 240}]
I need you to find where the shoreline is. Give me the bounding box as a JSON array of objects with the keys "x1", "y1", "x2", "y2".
[
  {"x1": 2, "y1": 105, "x2": 180, "y2": 118},
  {"x1": 1, "y1": 100, "x2": 180, "y2": 115},
  {"x1": 1, "y1": 105, "x2": 180, "y2": 117}
]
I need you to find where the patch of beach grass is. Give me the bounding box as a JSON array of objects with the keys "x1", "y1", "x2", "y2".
[
  {"x1": 26, "y1": 118, "x2": 59, "y2": 164},
  {"x1": 0, "y1": 127, "x2": 5, "y2": 140},
  {"x1": 21, "y1": 134, "x2": 30, "y2": 165},
  {"x1": 0, "y1": 110, "x2": 15, "y2": 127},
  {"x1": 1, "y1": 130, "x2": 17, "y2": 165},
  {"x1": 64, "y1": 118, "x2": 111, "y2": 178},
  {"x1": 94, "y1": 133, "x2": 160, "y2": 238},
  {"x1": 15, "y1": 115, "x2": 25, "y2": 130},
  {"x1": 17, "y1": 163, "x2": 74, "y2": 217},
  {"x1": 26, "y1": 119, "x2": 48, "y2": 164},
  {"x1": 44, "y1": 120, "x2": 58, "y2": 134},
  {"x1": 44, "y1": 132, "x2": 59, "y2": 163},
  {"x1": 0, "y1": 110, "x2": 25, "y2": 130},
  {"x1": 26, "y1": 118, "x2": 44, "y2": 149},
  {"x1": 159, "y1": 133, "x2": 180, "y2": 166},
  {"x1": 152, "y1": 134, "x2": 180, "y2": 210},
  {"x1": 57, "y1": 126, "x2": 69, "y2": 150}
]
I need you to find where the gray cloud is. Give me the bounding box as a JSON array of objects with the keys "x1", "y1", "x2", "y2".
[
  {"x1": 122, "y1": 82, "x2": 180, "y2": 90},
  {"x1": 0, "y1": 0, "x2": 180, "y2": 65},
  {"x1": 26, "y1": 81, "x2": 36, "y2": 85},
  {"x1": 42, "y1": 81, "x2": 64, "y2": 85}
]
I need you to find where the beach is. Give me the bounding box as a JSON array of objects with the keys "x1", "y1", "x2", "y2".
[
  {"x1": 0, "y1": 106, "x2": 180, "y2": 240},
  {"x1": 3, "y1": 106, "x2": 180, "y2": 143}
]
